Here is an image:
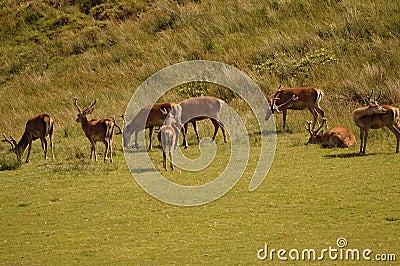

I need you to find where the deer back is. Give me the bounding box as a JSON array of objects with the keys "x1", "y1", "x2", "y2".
[
  {"x1": 323, "y1": 127, "x2": 356, "y2": 148},
  {"x1": 180, "y1": 96, "x2": 224, "y2": 123},
  {"x1": 272, "y1": 88, "x2": 322, "y2": 111}
]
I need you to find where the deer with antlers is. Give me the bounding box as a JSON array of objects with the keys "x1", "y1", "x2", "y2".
[
  {"x1": 265, "y1": 86, "x2": 325, "y2": 131},
  {"x1": 353, "y1": 90, "x2": 400, "y2": 154},
  {"x1": 305, "y1": 118, "x2": 356, "y2": 148},
  {"x1": 74, "y1": 98, "x2": 120, "y2": 162},
  {"x1": 2, "y1": 114, "x2": 54, "y2": 163}
]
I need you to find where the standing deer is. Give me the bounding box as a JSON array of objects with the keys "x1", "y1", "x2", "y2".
[
  {"x1": 353, "y1": 91, "x2": 400, "y2": 154},
  {"x1": 265, "y1": 86, "x2": 325, "y2": 131},
  {"x1": 305, "y1": 118, "x2": 356, "y2": 148},
  {"x1": 74, "y1": 98, "x2": 118, "y2": 162},
  {"x1": 179, "y1": 96, "x2": 227, "y2": 149},
  {"x1": 2, "y1": 114, "x2": 54, "y2": 163},
  {"x1": 123, "y1": 102, "x2": 177, "y2": 151},
  {"x1": 157, "y1": 105, "x2": 182, "y2": 170}
]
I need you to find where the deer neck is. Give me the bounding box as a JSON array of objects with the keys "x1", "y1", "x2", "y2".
[
  {"x1": 79, "y1": 116, "x2": 90, "y2": 130},
  {"x1": 17, "y1": 132, "x2": 30, "y2": 155}
]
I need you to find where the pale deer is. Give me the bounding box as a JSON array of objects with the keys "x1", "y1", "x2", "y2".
[
  {"x1": 157, "y1": 105, "x2": 182, "y2": 170},
  {"x1": 305, "y1": 118, "x2": 356, "y2": 148},
  {"x1": 2, "y1": 114, "x2": 54, "y2": 163},
  {"x1": 179, "y1": 96, "x2": 227, "y2": 149},
  {"x1": 74, "y1": 98, "x2": 118, "y2": 162},
  {"x1": 265, "y1": 86, "x2": 325, "y2": 131},
  {"x1": 123, "y1": 102, "x2": 177, "y2": 151}
]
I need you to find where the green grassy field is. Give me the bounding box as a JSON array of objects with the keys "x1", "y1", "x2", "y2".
[
  {"x1": 1, "y1": 0, "x2": 400, "y2": 264},
  {"x1": 0, "y1": 129, "x2": 399, "y2": 264}
]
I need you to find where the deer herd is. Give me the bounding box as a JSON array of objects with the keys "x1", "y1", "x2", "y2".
[{"x1": 2, "y1": 87, "x2": 400, "y2": 170}]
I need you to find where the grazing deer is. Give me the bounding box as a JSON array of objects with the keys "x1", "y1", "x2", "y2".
[
  {"x1": 123, "y1": 102, "x2": 177, "y2": 151},
  {"x1": 265, "y1": 86, "x2": 325, "y2": 131},
  {"x1": 157, "y1": 105, "x2": 182, "y2": 170},
  {"x1": 305, "y1": 118, "x2": 356, "y2": 148},
  {"x1": 179, "y1": 96, "x2": 227, "y2": 149},
  {"x1": 2, "y1": 114, "x2": 54, "y2": 163},
  {"x1": 353, "y1": 100, "x2": 400, "y2": 154},
  {"x1": 74, "y1": 98, "x2": 118, "y2": 162}
]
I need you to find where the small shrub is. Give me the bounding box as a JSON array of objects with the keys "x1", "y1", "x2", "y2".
[{"x1": 0, "y1": 152, "x2": 21, "y2": 171}]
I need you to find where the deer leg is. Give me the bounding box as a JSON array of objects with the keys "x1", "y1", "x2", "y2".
[
  {"x1": 310, "y1": 108, "x2": 319, "y2": 131},
  {"x1": 282, "y1": 109, "x2": 287, "y2": 131},
  {"x1": 25, "y1": 140, "x2": 33, "y2": 163},
  {"x1": 109, "y1": 138, "x2": 113, "y2": 162},
  {"x1": 148, "y1": 127, "x2": 154, "y2": 151},
  {"x1": 41, "y1": 137, "x2": 48, "y2": 160},
  {"x1": 103, "y1": 139, "x2": 109, "y2": 162},
  {"x1": 387, "y1": 125, "x2": 400, "y2": 153},
  {"x1": 90, "y1": 140, "x2": 98, "y2": 162},
  {"x1": 49, "y1": 133, "x2": 54, "y2": 160},
  {"x1": 191, "y1": 121, "x2": 200, "y2": 142},
  {"x1": 163, "y1": 151, "x2": 167, "y2": 170},
  {"x1": 182, "y1": 123, "x2": 189, "y2": 149},
  {"x1": 210, "y1": 118, "x2": 220, "y2": 141},
  {"x1": 316, "y1": 106, "x2": 325, "y2": 120},
  {"x1": 219, "y1": 120, "x2": 227, "y2": 143},
  {"x1": 169, "y1": 146, "x2": 174, "y2": 171},
  {"x1": 359, "y1": 129, "x2": 364, "y2": 154},
  {"x1": 134, "y1": 131, "x2": 138, "y2": 149},
  {"x1": 363, "y1": 129, "x2": 369, "y2": 154}
]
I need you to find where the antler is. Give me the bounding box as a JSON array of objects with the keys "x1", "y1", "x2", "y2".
[
  {"x1": 2, "y1": 134, "x2": 16, "y2": 149},
  {"x1": 84, "y1": 99, "x2": 97, "y2": 113},
  {"x1": 275, "y1": 95, "x2": 298, "y2": 113},
  {"x1": 314, "y1": 117, "x2": 327, "y2": 135},
  {"x1": 73, "y1": 97, "x2": 82, "y2": 113},
  {"x1": 374, "y1": 90, "x2": 382, "y2": 102},
  {"x1": 305, "y1": 121, "x2": 313, "y2": 135},
  {"x1": 367, "y1": 89, "x2": 374, "y2": 103}
]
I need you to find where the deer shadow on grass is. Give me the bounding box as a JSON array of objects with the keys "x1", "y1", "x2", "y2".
[{"x1": 323, "y1": 152, "x2": 377, "y2": 159}]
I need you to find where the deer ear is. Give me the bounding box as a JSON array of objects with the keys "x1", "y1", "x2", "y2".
[{"x1": 86, "y1": 109, "x2": 94, "y2": 114}]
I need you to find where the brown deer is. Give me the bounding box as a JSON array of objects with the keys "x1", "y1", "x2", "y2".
[
  {"x1": 74, "y1": 98, "x2": 118, "y2": 162},
  {"x1": 123, "y1": 102, "x2": 177, "y2": 151},
  {"x1": 354, "y1": 103, "x2": 400, "y2": 154},
  {"x1": 2, "y1": 114, "x2": 54, "y2": 163},
  {"x1": 265, "y1": 86, "x2": 325, "y2": 131},
  {"x1": 179, "y1": 96, "x2": 227, "y2": 149},
  {"x1": 305, "y1": 118, "x2": 356, "y2": 148}
]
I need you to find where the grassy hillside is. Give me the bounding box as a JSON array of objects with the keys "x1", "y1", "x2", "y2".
[
  {"x1": 0, "y1": 0, "x2": 399, "y2": 264},
  {"x1": 1, "y1": 0, "x2": 400, "y2": 131}
]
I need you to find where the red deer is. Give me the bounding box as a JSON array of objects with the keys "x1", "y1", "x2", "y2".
[
  {"x1": 157, "y1": 105, "x2": 182, "y2": 170},
  {"x1": 265, "y1": 86, "x2": 325, "y2": 131},
  {"x1": 123, "y1": 102, "x2": 177, "y2": 151},
  {"x1": 353, "y1": 101, "x2": 400, "y2": 154},
  {"x1": 179, "y1": 96, "x2": 227, "y2": 149},
  {"x1": 305, "y1": 118, "x2": 356, "y2": 148},
  {"x1": 74, "y1": 98, "x2": 118, "y2": 162},
  {"x1": 2, "y1": 114, "x2": 54, "y2": 163}
]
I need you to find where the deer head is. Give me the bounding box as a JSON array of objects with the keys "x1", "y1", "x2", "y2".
[
  {"x1": 74, "y1": 98, "x2": 97, "y2": 123},
  {"x1": 305, "y1": 118, "x2": 327, "y2": 144}
]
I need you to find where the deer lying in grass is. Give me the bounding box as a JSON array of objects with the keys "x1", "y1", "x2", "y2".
[
  {"x1": 265, "y1": 86, "x2": 325, "y2": 131},
  {"x1": 2, "y1": 114, "x2": 54, "y2": 163},
  {"x1": 179, "y1": 96, "x2": 227, "y2": 149},
  {"x1": 123, "y1": 102, "x2": 177, "y2": 151},
  {"x1": 74, "y1": 98, "x2": 120, "y2": 162},
  {"x1": 353, "y1": 91, "x2": 400, "y2": 154},
  {"x1": 157, "y1": 105, "x2": 182, "y2": 170},
  {"x1": 305, "y1": 118, "x2": 356, "y2": 148}
]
